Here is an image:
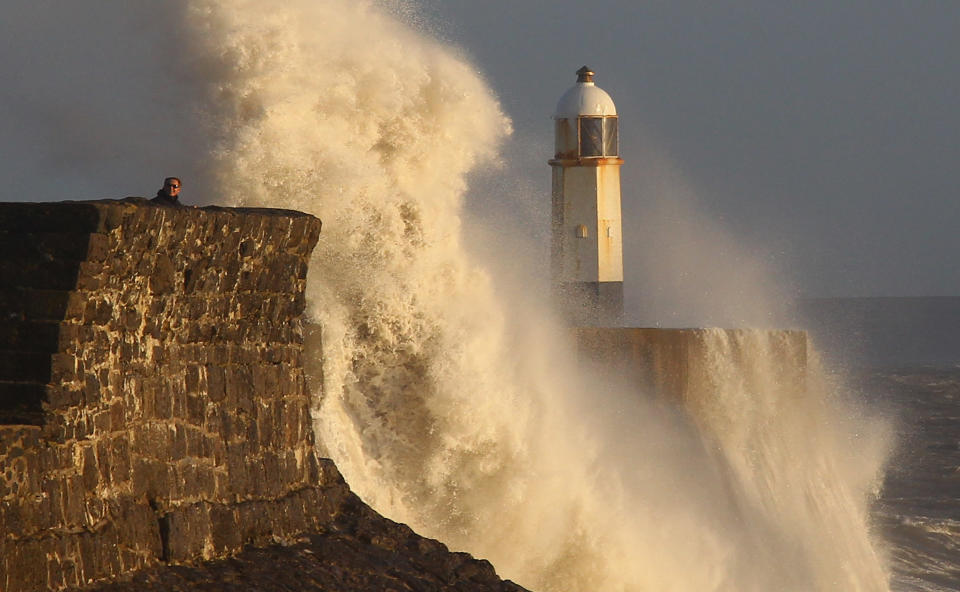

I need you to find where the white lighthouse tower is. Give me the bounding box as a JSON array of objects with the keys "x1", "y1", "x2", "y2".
[{"x1": 550, "y1": 66, "x2": 624, "y2": 326}]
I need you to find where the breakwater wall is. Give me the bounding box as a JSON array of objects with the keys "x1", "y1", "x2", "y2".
[
  {"x1": 0, "y1": 201, "x2": 815, "y2": 592},
  {"x1": 572, "y1": 327, "x2": 808, "y2": 402},
  {"x1": 0, "y1": 200, "x2": 341, "y2": 590}
]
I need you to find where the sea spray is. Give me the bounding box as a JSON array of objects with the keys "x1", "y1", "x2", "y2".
[
  {"x1": 181, "y1": 1, "x2": 892, "y2": 590},
  {"x1": 683, "y1": 330, "x2": 892, "y2": 590}
]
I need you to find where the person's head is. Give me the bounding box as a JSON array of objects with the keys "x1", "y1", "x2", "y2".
[{"x1": 162, "y1": 177, "x2": 182, "y2": 199}]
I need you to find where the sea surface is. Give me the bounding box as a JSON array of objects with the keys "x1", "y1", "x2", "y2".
[
  {"x1": 802, "y1": 298, "x2": 960, "y2": 591},
  {"x1": 865, "y1": 367, "x2": 960, "y2": 591}
]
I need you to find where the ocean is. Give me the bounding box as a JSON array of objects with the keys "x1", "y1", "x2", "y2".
[
  {"x1": 802, "y1": 298, "x2": 960, "y2": 591},
  {"x1": 869, "y1": 367, "x2": 960, "y2": 591}
]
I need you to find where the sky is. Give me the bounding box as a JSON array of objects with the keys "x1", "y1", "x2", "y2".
[
  {"x1": 412, "y1": 0, "x2": 960, "y2": 300},
  {"x1": 1, "y1": 1, "x2": 958, "y2": 304}
]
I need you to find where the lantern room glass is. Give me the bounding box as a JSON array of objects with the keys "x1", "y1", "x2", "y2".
[
  {"x1": 578, "y1": 116, "x2": 618, "y2": 158},
  {"x1": 603, "y1": 118, "x2": 618, "y2": 157},
  {"x1": 579, "y1": 118, "x2": 603, "y2": 157}
]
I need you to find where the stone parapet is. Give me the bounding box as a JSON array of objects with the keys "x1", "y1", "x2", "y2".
[{"x1": 0, "y1": 199, "x2": 335, "y2": 591}]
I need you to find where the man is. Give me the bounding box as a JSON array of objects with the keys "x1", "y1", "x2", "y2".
[{"x1": 152, "y1": 177, "x2": 182, "y2": 205}]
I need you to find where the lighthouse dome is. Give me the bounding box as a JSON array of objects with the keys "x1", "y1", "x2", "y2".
[{"x1": 554, "y1": 66, "x2": 617, "y2": 119}]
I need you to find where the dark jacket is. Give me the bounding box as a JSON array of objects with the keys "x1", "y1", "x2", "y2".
[{"x1": 151, "y1": 190, "x2": 181, "y2": 206}]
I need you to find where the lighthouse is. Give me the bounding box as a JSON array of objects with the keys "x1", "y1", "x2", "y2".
[{"x1": 550, "y1": 66, "x2": 624, "y2": 326}]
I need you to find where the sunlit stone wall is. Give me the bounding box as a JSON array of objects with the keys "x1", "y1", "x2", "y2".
[{"x1": 0, "y1": 200, "x2": 347, "y2": 591}]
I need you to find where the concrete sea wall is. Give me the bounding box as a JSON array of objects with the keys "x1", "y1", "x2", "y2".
[{"x1": 572, "y1": 327, "x2": 808, "y2": 402}]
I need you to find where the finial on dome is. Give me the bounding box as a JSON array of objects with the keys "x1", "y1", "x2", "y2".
[{"x1": 576, "y1": 66, "x2": 595, "y2": 83}]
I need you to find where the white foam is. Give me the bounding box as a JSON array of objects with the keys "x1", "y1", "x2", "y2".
[{"x1": 180, "y1": 2, "x2": 893, "y2": 590}]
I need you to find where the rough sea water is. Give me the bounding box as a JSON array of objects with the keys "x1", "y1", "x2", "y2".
[
  {"x1": 177, "y1": 1, "x2": 903, "y2": 590},
  {"x1": 803, "y1": 299, "x2": 960, "y2": 592},
  {"x1": 867, "y1": 367, "x2": 960, "y2": 591}
]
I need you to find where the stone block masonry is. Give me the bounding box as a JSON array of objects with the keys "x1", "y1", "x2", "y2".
[{"x1": 0, "y1": 199, "x2": 342, "y2": 590}]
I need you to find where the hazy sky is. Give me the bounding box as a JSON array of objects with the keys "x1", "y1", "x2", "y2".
[
  {"x1": 415, "y1": 0, "x2": 960, "y2": 299},
  {"x1": 2, "y1": 1, "x2": 958, "y2": 302}
]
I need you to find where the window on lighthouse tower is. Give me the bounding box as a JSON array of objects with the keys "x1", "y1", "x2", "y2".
[
  {"x1": 578, "y1": 117, "x2": 618, "y2": 158},
  {"x1": 580, "y1": 118, "x2": 603, "y2": 156},
  {"x1": 603, "y1": 118, "x2": 618, "y2": 156}
]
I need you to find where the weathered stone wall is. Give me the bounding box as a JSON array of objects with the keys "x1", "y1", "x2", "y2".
[{"x1": 0, "y1": 200, "x2": 345, "y2": 591}]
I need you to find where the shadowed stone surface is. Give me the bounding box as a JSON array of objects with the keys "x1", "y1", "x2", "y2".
[
  {"x1": 0, "y1": 200, "x2": 525, "y2": 592},
  {"x1": 82, "y1": 493, "x2": 527, "y2": 592}
]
